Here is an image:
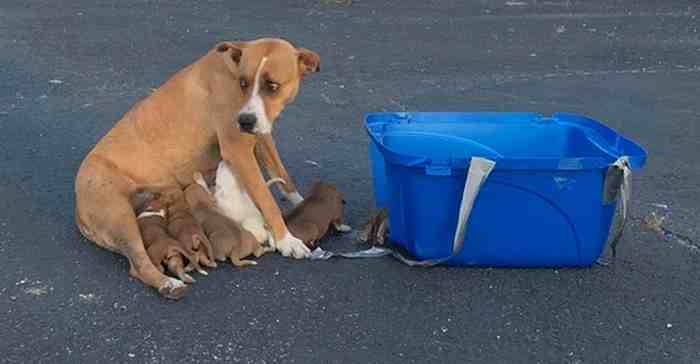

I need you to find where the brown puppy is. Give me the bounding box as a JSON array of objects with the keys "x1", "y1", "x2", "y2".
[
  {"x1": 185, "y1": 173, "x2": 268, "y2": 267},
  {"x1": 136, "y1": 199, "x2": 195, "y2": 284},
  {"x1": 165, "y1": 190, "x2": 216, "y2": 274},
  {"x1": 282, "y1": 182, "x2": 351, "y2": 249},
  {"x1": 74, "y1": 38, "x2": 320, "y2": 298}
]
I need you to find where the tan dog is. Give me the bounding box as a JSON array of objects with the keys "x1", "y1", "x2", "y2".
[
  {"x1": 165, "y1": 190, "x2": 216, "y2": 274},
  {"x1": 282, "y1": 182, "x2": 351, "y2": 249},
  {"x1": 74, "y1": 38, "x2": 320, "y2": 299},
  {"x1": 185, "y1": 173, "x2": 268, "y2": 267},
  {"x1": 136, "y1": 199, "x2": 196, "y2": 285}
]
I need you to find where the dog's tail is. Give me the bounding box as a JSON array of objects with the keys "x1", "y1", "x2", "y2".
[{"x1": 265, "y1": 177, "x2": 286, "y2": 188}]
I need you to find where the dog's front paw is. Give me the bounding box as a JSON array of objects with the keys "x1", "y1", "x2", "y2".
[{"x1": 275, "y1": 232, "x2": 310, "y2": 259}]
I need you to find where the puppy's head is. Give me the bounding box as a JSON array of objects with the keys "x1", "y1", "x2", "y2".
[
  {"x1": 184, "y1": 183, "x2": 215, "y2": 210},
  {"x1": 214, "y1": 38, "x2": 320, "y2": 135},
  {"x1": 307, "y1": 181, "x2": 346, "y2": 221}
]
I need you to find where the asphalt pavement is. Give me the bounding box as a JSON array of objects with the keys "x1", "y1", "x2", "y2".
[{"x1": 1, "y1": 0, "x2": 699, "y2": 363}]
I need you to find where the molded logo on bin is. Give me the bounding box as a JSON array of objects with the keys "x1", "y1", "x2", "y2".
[
  {"x1": 553, "y1": 176, "x2": 576, "y2": 191},
  {"x1": 558, "y1": 159, "x2": 584, "y2": 170},
  {"x1": 425, "y1": 165, "x2": 452, "y2": 176}
]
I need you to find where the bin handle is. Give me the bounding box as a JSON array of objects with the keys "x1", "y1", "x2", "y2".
[{"x1": 309, "y1": 157, "x2": 497, "y2": 266}]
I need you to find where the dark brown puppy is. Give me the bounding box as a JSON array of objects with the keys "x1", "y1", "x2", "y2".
[
  {"x1": 282, "y1": 182, "x2": 350, "y2": 249},
  {"x1": 136, "y1": 199, "x2": 195, "y2": 284},
  {"x1": 185, "y1": 173, "x2": 269, "y2": 267},
  {"x1": 165, "y1": 190, "x2": 217, "y2": 274}
]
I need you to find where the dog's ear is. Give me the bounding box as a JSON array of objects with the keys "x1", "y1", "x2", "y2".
[
  {"x1": 215, "y1": 41, "x2": 244, "y2": 65},
  {"x1": 297, "y1": 48, "x2": 320, "y2": 77}
]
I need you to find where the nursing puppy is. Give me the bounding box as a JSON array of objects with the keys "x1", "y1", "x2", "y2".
[
  {"x1": 185, "y1": 173, "x2": 269, "y2": 267},
  {"x1": 281, "y1": 181, "x2": 351, "y2": 248},
  {"x1": 136, "y1": 199, "x2": 196, "y2": 284},
  {"x1": 165, "y1": 190, "x2": 216, "y2": 274}
]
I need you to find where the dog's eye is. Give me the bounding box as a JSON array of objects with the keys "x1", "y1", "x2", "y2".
[
  {"x1": 239, "y1": 78, "x2": 249, "y2": 90},
  {"x1": 342, "y1": 199, "x2": 347, "y2": 205},
  {"x1": 266, "y1": 81, "x2": 280, "y2": 93}
]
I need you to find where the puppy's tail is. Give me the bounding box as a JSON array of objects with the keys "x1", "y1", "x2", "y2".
[{"x1": 265, "y1": 177, "x2": 286, "y2": 188}]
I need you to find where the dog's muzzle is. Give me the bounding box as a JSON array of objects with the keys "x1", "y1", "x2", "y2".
[{"x1": 238, "y1": 113, "x2": 257, "y2": 134}]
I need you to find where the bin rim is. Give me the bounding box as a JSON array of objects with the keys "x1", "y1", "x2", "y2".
[{"x1": 365, "y1": 112, "x2": 647, "y2": 171}]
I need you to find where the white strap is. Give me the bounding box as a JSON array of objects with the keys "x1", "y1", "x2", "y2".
[
  {"x1": 608, "y1": 156, "x2": 632, "y2": 259},
  {"x1": 310, "y1": 157, "x2": 496, "y2": 266}
]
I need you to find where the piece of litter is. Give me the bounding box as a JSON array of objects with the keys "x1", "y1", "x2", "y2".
[
  {"x1": 25, "y1": 286, "x2": 48, "y2": 296},
  {"x1": 304, "y1": 160, "x2": 319, "y2": 166},
  {"x1": 128, "y1": 353, "x2": 135, "y2": 358},
  {"x1": 505, "y1": 1, "x2": 527, "y2": 6},
  {"x1": 48, "y1": 79, "x2": 63, "y2": 84},
  {"x1": 79, "y1": 293, "x2": 99, "y2": 303},
  {"x1": 666, "y1": 323, "x2": 673, "y2": 329}
]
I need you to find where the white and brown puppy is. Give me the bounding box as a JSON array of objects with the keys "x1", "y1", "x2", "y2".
[{"x1": 74, "y1": 38, "x2": 320, "y2": 299}]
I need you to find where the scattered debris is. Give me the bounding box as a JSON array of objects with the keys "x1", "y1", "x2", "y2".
[
  {"x1": 304, "y1": 160, "x2": 320, "y2": 167},
  {"x1": 25, "y1": 286, "x2": 48, "y2": 296},
  {"x1": 666, "y1": 323, "x2": 673, "y2": 329},
  {"x1": 641, "y1": 204, "x2": 699, "y2": 253},
  {"x1": 642, "y1": 210, "x2": 666, "y2": 234},
  {"x1": 505, "y1": 1, "x2": 528, "y2": 6},
  {"x1": 79, "y1": 293, "x2": 100, "y2": 303},
  {"x1": 15, "y1": 278, "x2": 28, "y2": 286},
  {"x1": 48, "y1": 79, "x2": 63, "y2": 85},
  {"x1": 555, "y1": 25, "x2": 567, "y2": 34}
]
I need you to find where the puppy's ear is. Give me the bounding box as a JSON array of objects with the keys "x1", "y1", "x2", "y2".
[
  {"x1": 215, "y1": 41, "x2": 244, "y2": 65},
  {"x1": 297, "y1": 48, "x2": 320, "y2": 77}
]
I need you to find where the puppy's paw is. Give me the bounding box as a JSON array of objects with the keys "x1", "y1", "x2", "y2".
[
  {"x1": 241, "y1": 218, "x2": 271, "y2": 244},
  {"x1": 334, "y1": 223, "x2": 352, "y2": 233},
  {"x1": 275, "y1": 232, "x2": 310, "y2": 259},
  {"x1": 158, "y1": 277, "x2": 189, "y2": 300}
]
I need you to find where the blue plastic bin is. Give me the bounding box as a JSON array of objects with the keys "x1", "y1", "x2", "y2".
[{"x1": 366, "y1": 112, "x2": 646, "y2": 267}]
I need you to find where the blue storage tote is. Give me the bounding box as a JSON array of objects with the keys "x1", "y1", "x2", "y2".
[{"x1": 366, "y1": 112, "x2": 646, "y2": 267}]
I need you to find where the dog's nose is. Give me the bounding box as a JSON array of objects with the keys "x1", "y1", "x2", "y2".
[{"x1": 238, "y1": 113, "x2": 257, "y2": 133}]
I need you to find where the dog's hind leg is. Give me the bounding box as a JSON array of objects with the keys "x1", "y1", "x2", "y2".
[{"x1": 75, "y1": 167, "x2": 189, "y2": 300}]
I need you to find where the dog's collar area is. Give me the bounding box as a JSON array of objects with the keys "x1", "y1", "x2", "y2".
[{"x1": 137, "y1": 209, "x2": 166, "y2": 219}]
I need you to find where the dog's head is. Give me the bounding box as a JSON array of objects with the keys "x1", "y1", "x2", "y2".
[
  {"x1": 307, "y1": 181, "x2": 346, "y2": 221},
  {"x1": 214, "y1": 38, "x2": 320, "y2": 135}
]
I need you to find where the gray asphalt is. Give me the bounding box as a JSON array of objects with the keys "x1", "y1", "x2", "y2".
[{"x1": 1, "y1": 0, "x2": 699, "y2": 363}]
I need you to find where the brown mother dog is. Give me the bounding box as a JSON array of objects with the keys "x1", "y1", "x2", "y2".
[{"x1": 75, "y1": 38, "x2": 319, "y2": 299}]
